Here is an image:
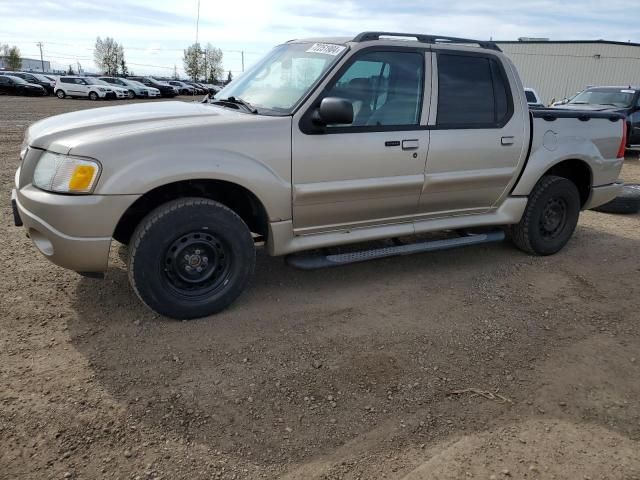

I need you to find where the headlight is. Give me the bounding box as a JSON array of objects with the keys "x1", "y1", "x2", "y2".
[
  {"x1": 98, "y1": 87, "x2": 107, "y2": 91},
  {"x1": 33, "y1": 152, "x2": 101, "y2": 194}
]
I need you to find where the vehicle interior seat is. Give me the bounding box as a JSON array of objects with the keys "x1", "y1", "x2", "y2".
[{"x1": 367, "y1": 63, "x2": 422, "y2": 126}]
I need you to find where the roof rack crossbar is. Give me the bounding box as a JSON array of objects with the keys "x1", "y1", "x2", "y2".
[{"x1": 352, "y1": 31, "x2": 502, "y2": 51}]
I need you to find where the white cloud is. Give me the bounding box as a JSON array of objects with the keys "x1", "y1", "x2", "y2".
[{"x1": 0, "y1": 0, "x2": 638, "y2": 77}]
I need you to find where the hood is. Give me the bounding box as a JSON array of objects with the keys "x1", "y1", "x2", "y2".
[
  {"x1": 26, "y1": 101, "x2": 274, "y2": 154},
  {"x1": 553, "y1": 103, "x2": 628, "y2": 114}
]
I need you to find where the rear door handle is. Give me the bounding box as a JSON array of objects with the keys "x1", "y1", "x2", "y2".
[
  {"x1": 501, "y1": 136, "x2": 515, "y2": 146},
  {"x1": 402, "y1": 139, "x2": 419, "y2": 150}
]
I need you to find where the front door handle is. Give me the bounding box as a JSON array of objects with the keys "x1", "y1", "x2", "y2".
[
  {"x1": 402, "y1": 139, "x2": 419, "y2": 150},
  {"x1": 501, "y1": 136, "x2": 515, "y2": 146}
]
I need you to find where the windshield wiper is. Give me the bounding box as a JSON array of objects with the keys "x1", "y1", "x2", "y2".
[{"x1": 211, "y1": 96, "x2": 257, "y2": 113}]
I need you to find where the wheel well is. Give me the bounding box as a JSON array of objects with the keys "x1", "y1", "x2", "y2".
[
  {"x1": 544, "y1": 159, "x2": 592, "y2": 206},
  {"x1": 113, "y1": 180, "x2": 270, "y2": 245}
]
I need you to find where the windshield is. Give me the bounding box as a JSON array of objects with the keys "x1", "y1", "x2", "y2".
[
  {"x1": 6, "y1": 75, "x2": 27, "y2": 84},
  {"x1": 214, "y1": 42, "x2": 347, "y2": 114},
  {"x1": 569, "y1": 88, "x2": 635, "y2": 107},
  {"x1": 32, "y1": 73, "x2": 50, "y2": 82},
  {"x1": 130, "y1": 80, "x2": 147, "y2": 88}
]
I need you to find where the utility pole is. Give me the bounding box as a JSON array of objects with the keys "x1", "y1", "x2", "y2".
[
  {"x1": 195, "y1": 0, "x2": 200, "y2": 45},
  {"x1": 241, "y1": 51, "x2": 245, "y2": 72},
  {"x1": 36, "y1": 42, "x2": 45, "y2": 72}
]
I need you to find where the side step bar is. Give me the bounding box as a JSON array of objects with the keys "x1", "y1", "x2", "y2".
[{"x1": 286, "y1": 230, "x2": 505, "y2": 270}]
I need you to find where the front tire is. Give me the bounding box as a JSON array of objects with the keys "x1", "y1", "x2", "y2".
[
  {"x1": 510, "y1": 175, "x2": 581, "y2": 255},
  {"x1": 127, "y1": 89, "x2": 135, "y2": 99},
  {"x1": 88, "y1": 91, "x2": 98, "y2": 101},
  {"x1": 128, "y1": 198, "x2": 256, "y2": 319}
]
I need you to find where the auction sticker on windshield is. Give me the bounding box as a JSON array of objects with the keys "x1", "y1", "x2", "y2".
[{"x1": 306, "y1": 43, "x2": 346, "y2": 56}]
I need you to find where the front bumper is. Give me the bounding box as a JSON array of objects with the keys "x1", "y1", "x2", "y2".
[
  {"x1": 13, "y1": 189, "x2": 112, "y2": 272},
  {"x1": 12, "y1": 179, "x2": 140, "y2": 273},
  {"x1": 584, "y1": 181, "x2": 624, "y2": 210}
]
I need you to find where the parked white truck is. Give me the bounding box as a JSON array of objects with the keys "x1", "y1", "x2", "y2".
[{"x1": 12, "y1": 32, "x2": 626, "y2": 319}]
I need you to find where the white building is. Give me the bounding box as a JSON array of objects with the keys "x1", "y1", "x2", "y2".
[
  {"x1": 0, "y1": 56, "x2": 51, "y2": 73},
  {"x1": 496, "y1": 40, "x2": 640, "y2": 105}
]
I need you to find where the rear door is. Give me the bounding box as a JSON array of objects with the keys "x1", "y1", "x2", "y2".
[
  {"x1": 291, "y1": 48, "x2": 430, "y2": 232},
  {"x1": 417, "y1": 50, "x2": 527, "y2": 216}
]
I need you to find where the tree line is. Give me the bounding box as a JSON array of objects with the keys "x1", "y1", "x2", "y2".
[
  {"x1": 1, "y1": 37, "x2": 231, "y2": 83},
  {"x1": 93, "y1": 37, "x2": 228, "y2": 83}
]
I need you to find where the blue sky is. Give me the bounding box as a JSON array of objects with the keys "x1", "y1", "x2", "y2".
[{"x1": 0, "y1": 0, "x2": 638, "y2": 77}]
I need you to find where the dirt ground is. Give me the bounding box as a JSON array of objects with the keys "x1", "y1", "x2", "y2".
[{"x1": 1, "y1": 96, "x2": 639, "y2": 480}]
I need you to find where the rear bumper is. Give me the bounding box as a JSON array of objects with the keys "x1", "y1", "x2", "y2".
[{"x1": 584, "y1": 181, "x2": 624, "y2": 210}]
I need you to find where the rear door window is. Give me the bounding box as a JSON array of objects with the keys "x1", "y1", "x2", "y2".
[{"x1": 437, "y1": 53, "x2": 512, "y2": 128}]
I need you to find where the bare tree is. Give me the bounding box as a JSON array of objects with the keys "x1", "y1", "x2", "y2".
[
  {"x1": 183, "y1": 43, "x2": 202, "y2": 81},
  {"x1": 94, "y1": 37, "x2": 124, "y2": 75},
  {"x1": 203, "y1": 43, "x2": 223, "y2": 83},
  {"x1": 2, "y1": 45, "x2": 22, "y2": 70}
]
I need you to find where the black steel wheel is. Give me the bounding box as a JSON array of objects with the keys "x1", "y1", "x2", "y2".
[
  {"x1": 163, "y1": 231, "x2": 232, "y2": 298},
  {"x1": 510, "y1": 175, "x2": 580, "y2": 255},
  {"x1": 128, "y1": 198, "x2": 255, "y2": 319},
  {"x1": 539, "y1": 197, "x2": 568, "y2": 240}
]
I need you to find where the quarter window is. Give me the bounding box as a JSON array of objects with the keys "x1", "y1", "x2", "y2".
[
  {"x1": 437, "y1": 53, "x2": 511, "y2": 128},
  {"x1": 324, "y1": 51, "x2": 424, "y2": 127}
]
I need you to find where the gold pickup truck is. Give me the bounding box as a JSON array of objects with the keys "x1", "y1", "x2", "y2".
[{"x1": 12, "y1": 32, "x2": 626, "y2": 319}]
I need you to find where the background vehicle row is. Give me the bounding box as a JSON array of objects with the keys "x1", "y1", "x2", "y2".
[{"x1": 0, "y1": 75, "x2": 47, "y2": 96}]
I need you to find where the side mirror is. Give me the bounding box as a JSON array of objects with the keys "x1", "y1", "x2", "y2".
[{"x1": 313, "y1": 97, "x2": 354, "y2": 125}]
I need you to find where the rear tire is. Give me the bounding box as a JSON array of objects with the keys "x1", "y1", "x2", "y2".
[
  {"x1": 510, "y1": 175, "x2": 581, "y2": 255},
  {"x1": 56, "y1": 89, "x2": 65, "y2": 99},
  {"x1": 128, "y1": 198, "x2": 256, "y2": 319}
]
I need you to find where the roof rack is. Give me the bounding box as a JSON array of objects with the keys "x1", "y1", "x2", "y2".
[{"x1": 352, "y1": 31, "x2": 502, "y2": 52}]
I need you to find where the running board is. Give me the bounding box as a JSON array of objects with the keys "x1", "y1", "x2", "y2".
[{"x1": 286, "y1": 230, "x2": 505, "y2": 270}]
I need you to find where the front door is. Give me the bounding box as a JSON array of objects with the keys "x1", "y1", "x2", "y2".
[
  {"x1": 629, "y1": 97, "x2": 640, "y2": 147},
  {"x1": 418, "y1": 50, "x2": 527, "y2": 217},
  {"x1": 292, "y1": 49, "x2": 430, "y2": 233}
]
